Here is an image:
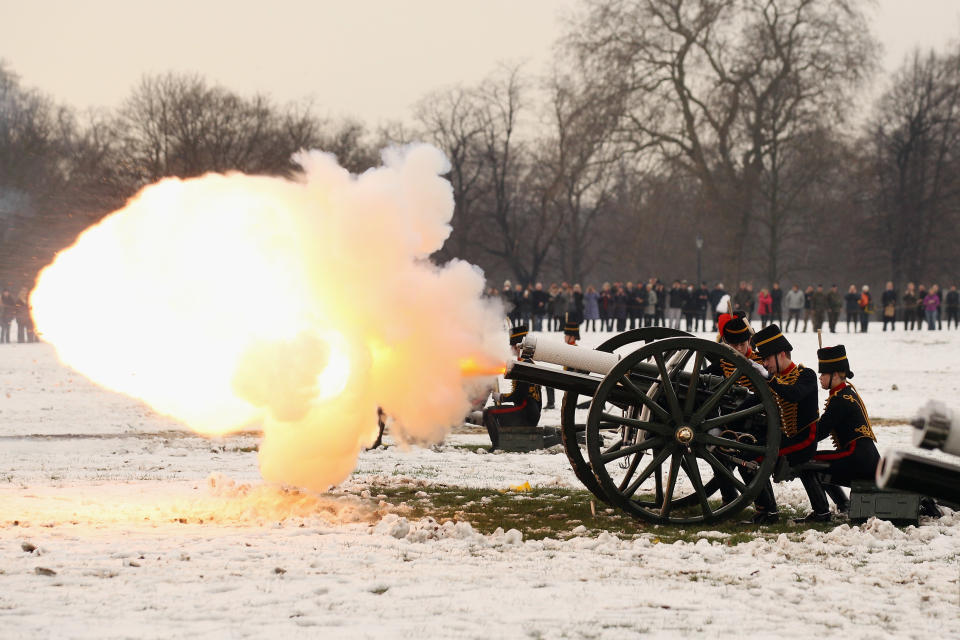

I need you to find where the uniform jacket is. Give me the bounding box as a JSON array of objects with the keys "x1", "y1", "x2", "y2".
[
  {"x1": 816, "y1": 382, "x2": 876, "y2": 450},
  {"x1": 767, "y1": 363, "x2": 819, "y2": 438}
]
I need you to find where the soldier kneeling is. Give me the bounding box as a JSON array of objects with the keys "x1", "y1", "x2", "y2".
[
  {"x1": 813, "y1": 345, "x2": 880, "y2": 487},
  {"x1": 483, "y1": 325, "x2": 543, "y2": 451}
]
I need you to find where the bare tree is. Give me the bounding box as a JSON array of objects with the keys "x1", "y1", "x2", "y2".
[
  {"x1": 541, "y1": 72, "x2": 619, "y2": 283},
  {"x1": 567, "y1": 0, "x2": 876, "y2": 282},
  {"x1": 470, "y1": 66, "x2": 565, "y2": 285},
  {"x1": 415, "y1": 86, "x2": 487, "y2": 264},
  {"x1": 868, "y1": 48, "x2": 960, "y2": 286},
  {"x1": 115, "y1": 73, "x2": 323, "y2": 187}
]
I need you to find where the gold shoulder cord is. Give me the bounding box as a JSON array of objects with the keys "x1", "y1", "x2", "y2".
[{"x1": 846, "y1": 382, "x2": 876, "y2": 442}]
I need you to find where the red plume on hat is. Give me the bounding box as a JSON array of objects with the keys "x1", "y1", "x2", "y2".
[{"x1": 717, "y1": 313, "x2": 733, "y2": 336}]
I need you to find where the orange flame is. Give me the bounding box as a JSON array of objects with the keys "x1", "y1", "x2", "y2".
[
  {"x1": 30, "y1": 146, "x2": 509, "y2": 492},
  {"x1": 459, "y1": 357, "x2": 507, "y2": 377}
]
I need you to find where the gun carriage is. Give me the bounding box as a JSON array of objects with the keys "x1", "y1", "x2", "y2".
[{"x1": 505, "y1": 328, "x2": 783, "y2": 525}]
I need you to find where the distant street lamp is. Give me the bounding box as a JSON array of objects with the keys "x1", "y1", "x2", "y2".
[{"x1": 695, "y1": 234, "x2": 703, "y2": 288}]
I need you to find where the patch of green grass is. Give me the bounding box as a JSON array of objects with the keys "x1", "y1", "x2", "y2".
[{"x1": 358, "y1": 482, "x2": 841, "y2": 544}]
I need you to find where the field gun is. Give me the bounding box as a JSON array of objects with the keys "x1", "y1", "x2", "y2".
[{"x1": 504, "y1": 328, "x2": 783, "y2": 525}]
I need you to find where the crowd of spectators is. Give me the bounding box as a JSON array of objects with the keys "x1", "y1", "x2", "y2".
[
  {"x1": 0, "y1": 288, "x2": 37, "y2": 343},
  {"x1": 490, "y1": 279, "x2": 960, "y2": 333}
]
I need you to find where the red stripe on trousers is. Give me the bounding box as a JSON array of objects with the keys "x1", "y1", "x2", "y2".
[
  {"x1": 489, "y1": 399, "x2": 528, "y2": 415},
  {"x1": 813, "y1": 439, "x2": 858, "y2": 461},
  {"x1": 757, "y1": 421, "x2": 817, "y2": 462},
  {"x1": 779, "y1": 422, "x2": 817, "y2": 456}
]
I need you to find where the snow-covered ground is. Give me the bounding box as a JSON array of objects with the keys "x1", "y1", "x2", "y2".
[{"x1": 1, "y1": 328, "x2": 959, "y2": 639}]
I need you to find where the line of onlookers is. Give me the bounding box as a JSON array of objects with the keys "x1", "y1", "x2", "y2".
[
  {"x1": 0, "y1": 288, "x2": 37, "y2": 343},
  {"x1": 490, "y1": 279, "x2": 960, "y2": 333}
]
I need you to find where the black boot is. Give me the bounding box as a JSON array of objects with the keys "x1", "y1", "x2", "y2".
[
  {"x1": 544, "y1": 387, "x2": 555, "y2": 411},
  {"x1": 483, "y1": 412, "x2": 500, "y2": 452},
  {"x1": 740, "y1": 477, "x2": 779, "y2": 524},
  {"x1": 824, "y1": 483, "x2": 849, "y2": 514},
  {"x1": 919, "y1": 497, "x2": 942, "y2": 518},
  {"x1": 794, "y1": 471, "x2": 831, "y2": 523}
]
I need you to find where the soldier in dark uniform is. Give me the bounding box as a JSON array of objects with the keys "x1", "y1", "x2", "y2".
[
  {"x1": 743, "y1": 324, "x2": 830, "y2": 524},
  {"x1": 707, "y1": 313, "x2": 767, "y2": 390},
  {"x1": 706, "y1": 312, "x2": 768, "y2": 504},
  {"x1": 812, "y1": 345, "x2": 880, "y2": 489},
  {"x1": 483, "y1": 325, "x2": 543, "y2": 451}
]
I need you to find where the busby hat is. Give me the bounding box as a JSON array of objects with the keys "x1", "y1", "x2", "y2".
[
  {"x1": 721, "y1": 315, "x2": 751, "y2": 345},
  {"x1": 818, "y1": 345, "x2": 854, "y2": 378},
  {"x1": 509, "y1": 325, "x2": 529, "y2": 345},
  {"x1": 752, "y1": 324, "x2": 792, "y2": 359}
]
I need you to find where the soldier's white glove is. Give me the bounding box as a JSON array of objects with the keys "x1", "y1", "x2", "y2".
[
  {"x1": 750, "y1": 360, "x2": 770, "y2": 379},
  {"x1": 491, "y1": 392, "x2": 502, "y2": 404}
]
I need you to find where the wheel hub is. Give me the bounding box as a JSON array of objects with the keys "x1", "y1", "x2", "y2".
[{"x1": 675, "y1": 425, "x2": 694, "y2": 444}]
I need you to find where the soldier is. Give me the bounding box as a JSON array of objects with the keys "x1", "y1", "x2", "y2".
[
  {"x1": 743, "y1": 324, "x2": 829, "y2": 524},
  {"x1": 706, "y1": 313, "x2": 767, "y2": 506},
  {"x1": 812, "y1": 345, "x2": 879, "y2": 487},
  {"x1": 483, "y1": 325, "x2": 543, "y2": 451},
  {"x1": 707, "y1": 313, "x2": 766, "y2": 390}
]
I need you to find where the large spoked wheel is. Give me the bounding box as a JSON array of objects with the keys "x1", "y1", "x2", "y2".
[
  {"x1": 560, "y1": 327, "x2": 691, "y2": 503},
  {"x1": 586, "y1": 337, "x2": 781, "y2": 525}
]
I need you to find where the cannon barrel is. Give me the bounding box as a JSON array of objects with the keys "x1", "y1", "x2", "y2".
[
  {"x1": 506, "y1": 342, "x2": 751, "y2": 412},
  {"x1": 521, "y1": 335, "x2": 621, "y2": 374},
  {"x1": 911, "y1": 400, "x2": 960, "y2": 455},
  {"x1": 511, "y1": 336, "x2": 750, "y2": 405},
  {"x1": 876, "y1": 450, "x2": 960, "y2": 505}
]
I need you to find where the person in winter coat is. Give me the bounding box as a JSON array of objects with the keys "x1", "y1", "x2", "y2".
[
  {"x1": 548, "y1": 284, "x2": 564, "y2": 332},
  {"x1": 946, "y1": 285, "x2": 960, "y2": 329},
  {"x1": 757, "y1": 288, "x2": 773, "y2": 325},
  {"x1": 784, "y1": 284, "x2": 805, "y2": 332},
  {"x1": 532, "y1": 282, "x2": 549, "y2": 331},
  {"x1": 811, "y1": 285, "x2": 828, "y2": 332},
  {"x1": 826, "y1": 284, "x2": 842, "y2": 333},
  {"x1": 844, "y1": 285, "x2": 860, "y2": 332},
  {"x1": 654, "y1": 282, "x2": 667, "y2": 326},
  {"x1": 915, "y1": 284, "x2": 927, "y2": 331},
  {"x1": 682, "y1": 284, "x2": 698, "y2": 332},
  {"x1": 881, "y1": 281, "x2": 897, "y2": 331},
  {"x1": 709, "y1": 282, "x2": 727, "y2": 331},
  {"x1": 902, "y1": 283, "x2": 917, "y2": 330},
  {"x1": 770, "y1": 282, "x2": 784, "y2": 325},
  {"x1": 583, "y1": 285, "x2": 600, "y2": 332},
  {"x1": 644, "y1": 285, "x2": 658, "y2": 327},
  {"x1": 858, "y1": 285, "x2": 873, "y2": 332},
  {"x1": 15, "y1": 288, "x2": 35, "y2": 343},
  {"x1": 613, "y1": 286, "x2": 629, "y2": 331},
  {"x1": 599, "y1": 282, "x2": 612, "y2": 331},
  {"x1": 0, "y1": 289, "x2": 15, "y2": 344},
  {"x1": 922, "y1": 286, "x2": 941, "y2": 330}
]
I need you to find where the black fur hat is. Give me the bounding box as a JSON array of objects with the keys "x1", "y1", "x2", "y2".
[
  {"x1": 752, "y1": 324, "x2": 793, "y2": 359},
  {"x1": 818, "y1": 344, "x2": 854, "y2": 378},
  {"x1": 721, "y1": 315, "x2": 751, "y2": 345},
  {"x1": 509, "y1": 325, "x2": 529, "y2": 345}
]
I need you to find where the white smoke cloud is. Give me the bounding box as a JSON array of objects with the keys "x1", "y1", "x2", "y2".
[{"x1": 31, "y1": 144, "x2": 508, "y2": 492}]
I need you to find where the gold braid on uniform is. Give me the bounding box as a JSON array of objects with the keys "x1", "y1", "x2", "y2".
[
  {"x1": 844, "y1": 382, "x2": 875, "y2": 443},
  {"x1": 719, "y1": 356, "x2": 758, "y2": 392},
  {"x1": 822, "y1": 383, "x2": 877, "y2": 447},
  {"x1": 771, "y1": 366, "x2": 801, "y2": 436}
]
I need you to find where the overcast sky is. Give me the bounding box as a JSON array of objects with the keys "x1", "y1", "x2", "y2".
[{"x1": 2, "y1": 0, "x2": 959, "y2": 125}]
